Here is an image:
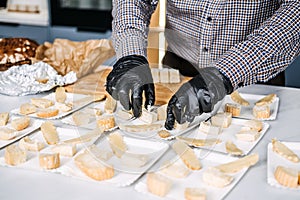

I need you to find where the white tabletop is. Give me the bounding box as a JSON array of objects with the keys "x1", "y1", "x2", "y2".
[{"x1": 0, "y1": 84, "x2": 300, "y2": 200}]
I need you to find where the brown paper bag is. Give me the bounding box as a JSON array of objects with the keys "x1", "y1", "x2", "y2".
[{"x1": 35, "y1": 38, "x2": 115, "y2": 78}]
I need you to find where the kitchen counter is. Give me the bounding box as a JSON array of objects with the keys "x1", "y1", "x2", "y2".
[{"x1": 0, "y1": 84, "x2": 299, "y2": 200}]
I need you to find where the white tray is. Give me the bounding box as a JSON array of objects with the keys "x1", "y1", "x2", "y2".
[
  {"x1": 219, "y1": 93, "x2": 279, "y2": 120},
  {"x1": 267, "y1": 141, "x2": 300, "y2": 190},
  {"x1": 59, "y1": 134, "x2": 169, "y2": 187},
  {"x1": 11, "y1": 93, "x2": 94, "y2": 120},
  {"x1": 0, "y1": 116, "x2": 43, "y2": 149},
  {"x1": 135, "y1": 148, "x2": 253, "y2": 200},
  {"x1": 0, "y1": 127, "x2": 100, "y2": 172},
  {"x1": 179, "y1": 118, "x2": 269, "y2": 156}
]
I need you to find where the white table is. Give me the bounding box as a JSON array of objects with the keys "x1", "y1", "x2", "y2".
[{"x1": 0, "y1": 84, "x2": 300, "y2": 200}]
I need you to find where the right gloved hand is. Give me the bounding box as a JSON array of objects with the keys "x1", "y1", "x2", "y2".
[{"x1": 106, "y1": 55, "x2": 155, "y2": 117}]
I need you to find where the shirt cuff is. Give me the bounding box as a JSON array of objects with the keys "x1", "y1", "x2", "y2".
[{"x1": 114, "y1": 36, "x2": 148, "y2": 60}]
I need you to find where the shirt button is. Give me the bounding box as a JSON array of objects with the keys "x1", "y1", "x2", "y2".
[
  {"x1": 207, "y1": 16, "x2": 212, "y2": 22},
  {"x1": 203, "y1": 47, "x2": 208, "y2": 52}
]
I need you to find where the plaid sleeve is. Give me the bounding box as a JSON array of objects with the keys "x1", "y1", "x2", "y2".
[
  {"x1": 112, "y1": 0, "x2": 158, "y2": 59},
  {"x1": 215, "y1": 1, "x2": 300, "y2": 89}
]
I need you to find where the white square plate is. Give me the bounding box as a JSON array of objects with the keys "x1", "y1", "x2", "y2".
[
  {"x1": 11, "y1": 93, "x2": 95, "y2": 119},
  {"x1": 219, "y1": 93, "x2": 279, "y2": 120},
  {"x1": 267, "y1": 141, "x2": 300, "y2": 190},
  {"x1": 178, "y1": 118, "x2": 269, "y2": 156}
]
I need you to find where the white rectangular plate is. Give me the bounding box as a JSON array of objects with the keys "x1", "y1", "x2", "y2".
[
  {"x1": 135, "y1": 148, "x2": 252, "y2": 200},
  {"x1": 267, "y1": 141, "x2": 300, "y2": 190},
  {"x1": 0, "y1": 116, "x2": 43, "y2": 149},
  {"x1": 0, "y1": 127, "x2": 101, "y2": 172},
  {"x1": 179, "y1": 118, "x2": 269, "y2": 156},
  {"x1": 10, "y1": 93, "x2": 94, "y2": 119},
  {"x1": 58, "y1": 133, "x2": 169, "y2": 187},
  {"x1": 219, "y1": 93, "x2": 279, "y2": 120}
]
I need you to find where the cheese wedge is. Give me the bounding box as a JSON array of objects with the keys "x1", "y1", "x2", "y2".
[
  {"x1": 199, "y1": 121, "x2": 221, "y2": 135},
  {"x1": 274, "y1": 165, "x2": 299, "y2": 188},
  {"x1": 225, "y1": 103, "x2": 241, "y2": 117},
  {"x1": 225, "y1": 141, "x2": 243, "y2": 156},
  {"x1": 20, "y1": 103, "x2": 37, "y2": 115},
  {"x1": 236, "y1": 127, "x2": 260, "y2": 142},
  {"x1": 31, "y1": 98, "x2": 54, "y2": 108},
  {"x1": 147, "y1": 173, "x2": 172, "y2": 197},
  {"x1": 55, "y1": 86, "x2": 67, "y2": 103},
  {"x1": 5, "y1": 144, "x2": 27, "y2": 166},
  {"x1": 39, "y1": 153, "x2": 60, "y2": 170},
  {"x1": 36, "y1": 108, "x2": 59, "y2": 118},
  {"x1": 255, "y1": 93, "x2": 276, "y2": 106},
  {"x1": 139, "y1": 108, "x2": 157, "y2": 124},
  {"x1": 11, "y1": 116, "x2": 30, "y2": 131},
  {"x1": 230, "y1": 91, "x2": 250, "y2": 106},
  {"x1": 253, "y1": 105, "x2": 270, "y2": 119},
  {"x1": 52, "y1": 143, "x2": 77, "y2": 157},
  {"x1": 40, "y1": 121, "x2": 59, "y2": 145},
  {"x1": 172, "y1": 140, "x2": 201, "y2": 170},
  {"x1": 157, "y1": 104, "x2": 167, "y2": 121},
  {"x1": 0, "y1": 112, "x2": 9, "y2": 126},
  {"x1": 108, "y1": 131, "x2": 127, "y2": 158},
  {"x1": 96, "y1": 115, "x2": 115, "y2": 131},
  {"x1": 272, "y1": 139, "x2": 300, "y2": 163},
  {"x1": 215, "y1": 153, "x2": 259, "y2": 173},
  {"x1": 0, "y1": 127, "x2": 17, "y2": 140},
  {"x1": 158, "y1": 130, "x2": 171, "y2": 138},
  {"x1": 104, "y1": 94, "x2": 117, "y2": 114},
  {"x1": 243, "y1": 119, "x2": 263, "y2": 132},
  {"x1": 19, "y1": 136, "x2": 45, "y2": 151},
  {"x1": 202, "y1": 167, "x2": 233, "y2": 188},
  {"x1": 211, "y1": 112, "x2": 232, "y2": 128}
]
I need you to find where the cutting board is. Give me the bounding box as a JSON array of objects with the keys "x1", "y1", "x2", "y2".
[{"x1": 64, "y1": 67, "x2": 190, "y2": 105}]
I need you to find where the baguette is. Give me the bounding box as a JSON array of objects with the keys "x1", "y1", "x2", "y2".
[{"x1": 104, "y1": 94, "x2": 117, "y2": 114}]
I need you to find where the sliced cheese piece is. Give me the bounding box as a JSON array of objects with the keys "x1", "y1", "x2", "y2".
[
  {"x1": 230, "y1": 91, "x2": 250, "y2": 106},
  {"x1": 74, "y1": 151, "x2": 114, "y2": 181},
  {"x1": 40, "y1": 121, "x2": 59, "y2": 145},
  {"x1": 184, "y1": 188, "x2": 206, "y2": 200},
  {"x1": 52, "y1": 143, "x2": 77, "y2": 157},
  {"x1": 225, "y1": 103, "x2": 241, "y2": 117},
  {"x1": 108, "y1": 131, "x2": 127, "y2": 158},
  {"x1": 202, "y1": 167, "x2": 233, "y2": 188},
  {"x1": 272, "y1": 139, "x2": 300, "y2": 163},
  {"x1": 225, "y1": 140, "x2": 243, "y2": 156},
  {"x1": 55, "y1": 86, "x2": 67, "y2": 103},
  {"x1": 158, "y1": 130, "x2": 171, "y2": 138},
  {"x1": 0, "y1": 112, "x2": 9, "y2": 126},
  {"x1": 36, "y1": 108, "x2": 59, "y2": 118},
  {"x1": 120, "y1": 152, "x2": 148, "y2": 168},
  {"x1": 199, "y1": 121, "x2": 221, "y2": 135},
  {"x1": 19, "y1": 136, "x2": 45, "y2": 151},
  {"x1": 5, "y1": 144, "x2": 27, "y2": 166},
  {"x1": 139, "y1": 108, "x2": 157, "y2": 124},
  {"x1": 20, "y1": 103, "x2": 36, "y2": 115},
  {"x1": 255, "y1": 93, "x2": 276, "y2": 106},
  {"x1": 118, "y1": 123, "x2": 162, "y2": 133},
  {"x1": 31, "y1": 98, "x2": 54, "y2": 108},
  {"x1": 39, "y1": 153, "x2": 60, "y2": 170},
  {"x1": 55, "y1": 102, "x2": 72, "y2": 112},
  {"x1": 211, "y1": 112, "x2": 232, "y2": 128},
  {"x1": 172, "y1": 140, "x2": 201, "y2": 170},
  {"x1": 11, "y1": 116, "x2": 30, "y2": 131},
  {"x1": 0, "y1": 127, "x2": 17, "y2": 140},
  {"x1": 96, "y1": 115, "x2": 115, "y2": 131},
  {"x1": 174, "y1": 121, "x2": 189, "y2": 131},
  {"x1": 274, "y1": 165, "x2": 299, "y2": 188},
  {"x1": 160, "y1": 159, "x2": 190, "y2": 178},
  {"x1": 243, "y1": 119, "x2": 263, "y2": 132},
  {"x1": 215, "y1": 153, "x2": 259, "y2": 173},
  {"x1": 177, "y1": 136, "x2": 221, "y2": 147},
  {"x1": 253, "y1": 104, "x2": 270, "y2": 119},
  {"x1": 147, "y1": 173, "x2": 172, "y2": 197},
  {"x1": 236, "y1": 127, "x2": 260, "y2": 142}
]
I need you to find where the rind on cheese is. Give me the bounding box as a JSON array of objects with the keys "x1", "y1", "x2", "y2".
[
  {"x1": 274, "y1": 165, "x2": 299, "y2": 188},
  {"x1": 11, "y1": 116, "x2": 30, "y2": 131},
  {"x1": 39, "y1": 153, "x2": 60, "y2": 170},
  {"x1": 272, "y1": 139, "x2": 300, "y2": 163}
]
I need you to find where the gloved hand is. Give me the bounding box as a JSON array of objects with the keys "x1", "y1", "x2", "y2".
[
  {"x1": 106, "y1": 55, "x2": 155, "y2": 117},
  {"x1": 165, "y1": 67, "x2": 233, "y2": 130}
]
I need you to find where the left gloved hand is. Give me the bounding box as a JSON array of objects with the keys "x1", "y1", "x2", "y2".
[{"x1": 165, "y1": 67, "x2": 233, "y2": 130}]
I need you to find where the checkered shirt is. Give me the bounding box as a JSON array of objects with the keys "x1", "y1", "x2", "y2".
[{"x1": 112, "y1": 0, "x2": 300, "y2": 89}]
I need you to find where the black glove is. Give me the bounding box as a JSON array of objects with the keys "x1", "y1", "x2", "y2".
[
  {"x1": 106, "y1": 55, "x2": 155, "y2": 117},
  {"x1": 165, "y1": 67, "x2": 233, "y2": 130}
]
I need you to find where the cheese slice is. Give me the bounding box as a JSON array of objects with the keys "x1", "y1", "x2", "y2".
[
  {"x1": 40, "y1": 121, "x2": 59, "y2": 145},
  {"x1": 19, "y1": 103, "x2": 36, "y2": 115},
  {"x1": 5, "y1": 144, "x2": 27, "y2": 166},
  {"x1": 202, "y1": 167, "x2": 233, "y2": 188},
  {"x1": 211, "y1": 112, "x2": 232, "y2": 128},
  {"x1": 225, "y1": 140, "x2": 243, "y2": 156},
  {"x1": 159, "y1": 68, "x2": 169, "y2": 83},
  {"x1": 55, "y1": 102, "x2": 72, "y2": 112},
  {"x1": 255, "y1": 93, "x2": 276, "y2": 106},
  {"x1": 243, "y1": 119, "x2": 263, "y2": 132},
  {"x1": 85, "y1": 144, "x2": 113, "y2": 161},
  {"x1": 215, "y1": 153, "x2": 259, "y2": 173},
  {"x1": 72, "y1": 111, "x2": 91, "y2": 126},
  {"x1": 157, "y1": 104, "x2": 167, "y2": 121},
  {"x1": 172, "y1": 140, "x2": 201, "y2": 170},
  {"x1": 39, "y1": 153, "x2": 60, "y2": 170},
  {"x1": 236, "y1": 127, "x2": 260, "y2": 142},
  {"x1": 169, "y1": 69, "x2": 180, "y2": 83},
  {"x1": 31, "y1": 98, "x2": 54, "y2": 108},
  {"x1": 230, "y1": 91, "x2": 250, "y2": 106},
  {"x1": 121, "y1": 152, "x2": 148, "y2": 168},
  {"x1": 19, "y1": 136, "x2": 44, "y2": 151},
  {"x1": 147, "y1": 173, "x2": 172, "y2": 197},
  {"x1": 272, "y1": 139, "x2": 300, "y2": 163},
  {"x1": 62, "y1": 128, "x2": 103, "y2": 144},
  {"x1": 108, "y1": 131, "x2": 127, "y2": 158}
]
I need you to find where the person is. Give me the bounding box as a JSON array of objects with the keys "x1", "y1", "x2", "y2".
[{"x1": 106, "y1": 1, "x2": 300, "y2": 130}]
